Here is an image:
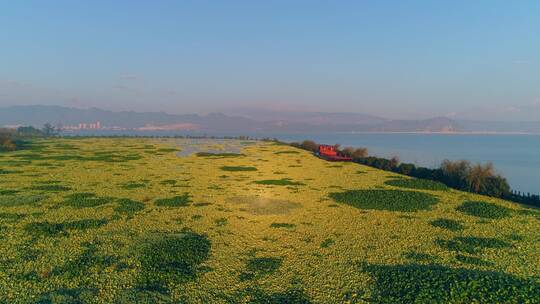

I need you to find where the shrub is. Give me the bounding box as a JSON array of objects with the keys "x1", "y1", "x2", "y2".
[
  {"x1": 0, "y1": 134, "x2": 17, "y2": 151},
  {"x1": 456, "y1": 201, "x2": 512, "y2": 219},
  {"x1": 330, "y1": 190, "x2": 438, "y2": 212},
  {"x1": 398, "y1": 163, "x2": 416, "y2": 175},
  {"x1": 352, "y1": 147, "x2": 368, "y2": 159},
  {"x1": 300, "y1": 140, "x2": 319, "y2": 153},
  {"x1": 341, "y1": 147, "x2": 355, "y2": 157},
  {"x1": 440, "y1": 159, "x2": 470, "y2": 189}
]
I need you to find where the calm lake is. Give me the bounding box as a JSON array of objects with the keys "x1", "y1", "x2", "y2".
[{"x1": 68, "y1": 130, "x2": 540, "y2": 194}]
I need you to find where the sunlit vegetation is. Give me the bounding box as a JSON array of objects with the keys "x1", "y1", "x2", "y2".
[{"x1": 0, "y1": 137, "x2": 538, "y2": 303}]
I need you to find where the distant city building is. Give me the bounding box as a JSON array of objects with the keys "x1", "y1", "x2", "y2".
[{"x1": 72, "y1": 121, "x2": 102, "y2": 130}]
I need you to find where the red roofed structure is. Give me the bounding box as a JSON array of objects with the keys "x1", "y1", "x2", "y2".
[{"x1": 317, "y1": 144, "x2": 352, "y2": 162}]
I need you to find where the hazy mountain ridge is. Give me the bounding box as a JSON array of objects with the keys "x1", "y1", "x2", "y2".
[{"x1": 1, "y1": 105, "x2": 538, "y2": 133}]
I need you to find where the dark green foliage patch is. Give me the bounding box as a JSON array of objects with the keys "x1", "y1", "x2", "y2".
[
  {"x1": 254, "y1": 178, "x2": 304, "y2": 186},
  {"x1": 245, "y1": 288, "x2": 311, "y2": 304},
  {"x1": 385, "y1": 178, "x2": 449, "y2": 191},
  {"x1": 52, "y1": 242, "x2": 118, "y2": 278},
  {"x1": 121, "y1": 182, "x2": 147, "y2": 189},
  {"x1": 31, "y1": 184, "x2": 71, "y2": 192},
  {"x1": 159, "y1": 179, "x2": 177, "y2": 185},
  {"x1": 24, "y1": 219, "x2": 108, "y2": 237},
  {"x1": 270, "y1": 222, "x2": 296, "y2": 229},
  {"x1": 64, "y1": 193, "x2": 114, "y2": 208},
  {"x1": 220, "y1": 166, "x2": 258, "y2": 172},
  {"x1": 456, "y1": 201, "x2": 512, "y2": 219},
  {"x1": 155, "y1": 193, "x2": 191, "y2": 207},
  {"x1": 455, "y1": 255, "x2": 494, "y2": 266},
  {"x1": 0, "y1": 212, "x2": 26, "y2": 222},
  {"x1": 114, "y1": 199, "x2": 145, "y2": 216},
  {"x1": 362, "y1": 263, "x2": 539, "y2": 303},
  {"x1": 402, "y1": 252, "x2": 437, "y2": 263},
  {"x1": 436, "y1": 236, "x2": 512, "y2": 254},
  {"x1": 330, "y1": 190, "x2": 438, "y2": 212},
  {"x1": 430, "y1": 218, "x2": 465, "y2": 232},
  {"x1": 240, "y1": 257, "x2": 283, "y2": 281},
  {"x1": 137, "y1": 232, "x2": 211, "y2": 291},
  {"x1": 274, "y1": 150, "x2": 300, "y2": 154},
  {"x1": 36, "y1": 288, "x2": 98, "y2": 304},
  {"x1": 0, "y1": 189, "x2": 19, "y2": 195},
  {"x1": 320, "y1": 238, "x2": 335, "y2": 248},
  {"x1": 0, "y1": 195, "x2": 46, "y2": 207}
]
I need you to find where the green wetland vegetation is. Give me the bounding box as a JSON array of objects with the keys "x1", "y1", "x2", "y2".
[{"x1": 0, "y1": 137, "x2": 539, "y2": 303}]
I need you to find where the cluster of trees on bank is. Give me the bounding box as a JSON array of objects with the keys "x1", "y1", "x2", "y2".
[
  {"x1": 0, "y1": 124, "x2": 59, "y2": 152},
  {"x1": 290, "y1": 140, "x2": 540, "y2": 208}
]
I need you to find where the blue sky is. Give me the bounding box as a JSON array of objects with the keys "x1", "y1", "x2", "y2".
[{"x1": 1, "y1": 1, "x2": 539, "y2": 120}]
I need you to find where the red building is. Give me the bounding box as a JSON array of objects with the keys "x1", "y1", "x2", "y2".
[{"x1": 317, "y1": 145, "x2": 352, "y2": 162}]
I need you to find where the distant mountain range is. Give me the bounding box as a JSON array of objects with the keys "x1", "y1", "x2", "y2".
[{"x1": 1, "y1": 105, "x2": 539, "y2": 134}]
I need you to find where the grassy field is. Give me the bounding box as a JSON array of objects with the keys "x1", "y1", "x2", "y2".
[{"x1": 0, "y1": 138, "x2": 539, "y2": 303}]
